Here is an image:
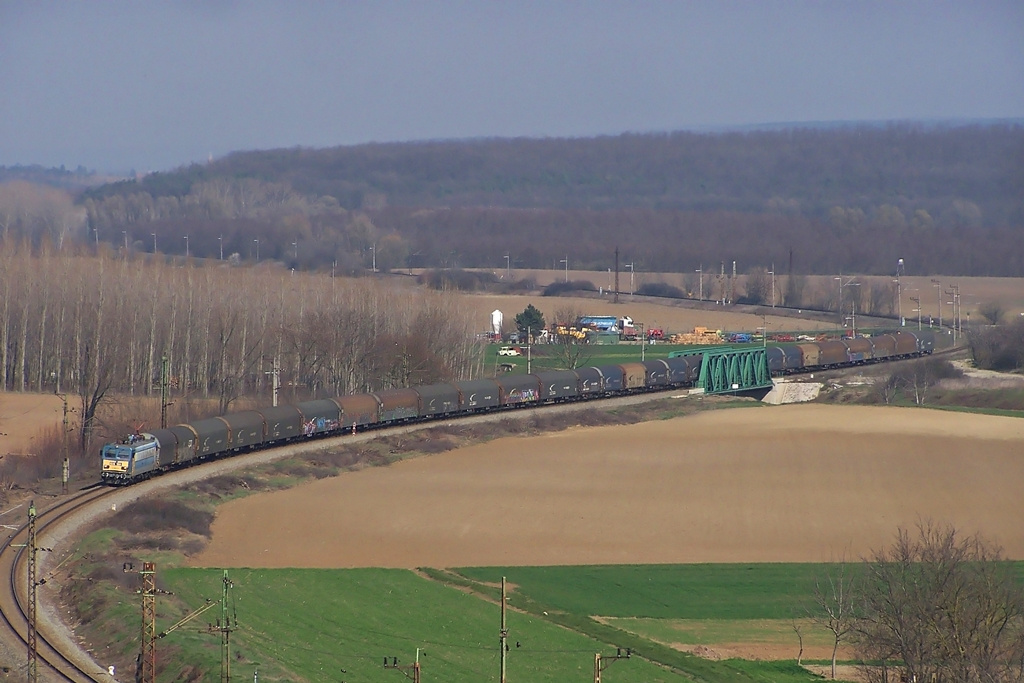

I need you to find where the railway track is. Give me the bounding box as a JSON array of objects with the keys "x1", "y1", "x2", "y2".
[
  {"x1": 0, "y1": 486, "x2": 117, "y2": 682},
  {"x1": 0, "y1": 349, "x2": 956, "y2": 681}
]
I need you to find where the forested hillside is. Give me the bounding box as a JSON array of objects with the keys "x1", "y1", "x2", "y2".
[{"x1": 6, "y1": 123, "x2": 1024, "y2": 276}]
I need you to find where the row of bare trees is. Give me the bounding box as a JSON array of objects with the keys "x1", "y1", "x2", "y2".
[{"x1": 0, "y1": 241, "x2": 482, "y2": 454}]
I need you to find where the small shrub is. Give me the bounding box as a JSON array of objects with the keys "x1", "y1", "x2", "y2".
[
  {"x1": 636, "y1": 282, "x2": 683, "y2": 298},
  {"x1": 969, "y1": 318, "x2": 1024, "y2": 371},
  {"x1": 110, "y1": 498, "x2": 214, "y2": 537},
  {"x1": 542, "y1": 280, "x2": 596, "y2": 296},
  {"x1": 418, "y1": 268, "x2": 499, "y2": 291}
]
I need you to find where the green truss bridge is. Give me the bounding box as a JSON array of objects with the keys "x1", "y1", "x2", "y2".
[{"x1": 668, "y1": 346, "x2": 773, "y2": 395}]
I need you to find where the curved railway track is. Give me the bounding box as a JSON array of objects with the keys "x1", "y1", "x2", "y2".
[
  {"x1": 0, "y1": 486, "x2": 117, "y2": 682},
  {"x1": 0, "y1": 347, "x2": 958, "y2": 681}
]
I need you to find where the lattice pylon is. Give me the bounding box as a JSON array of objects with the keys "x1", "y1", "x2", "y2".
[
  {"x1": 140, "y1": 562, "x2": 157, "y2": 683},
  {"x1": 27, "y1": 501, "x2": 37, "y2": 683}
]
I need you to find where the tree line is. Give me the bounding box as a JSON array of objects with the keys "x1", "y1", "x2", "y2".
[
  {"x1": 3, "y1": 122, "x2": 1022, "y2": 278},
  {"x1": 87, "y1": 123, "x2": 1022, "y2": 224},
  {"x1": 0, "y1": 241, "x2": 482, "y2": 457}
]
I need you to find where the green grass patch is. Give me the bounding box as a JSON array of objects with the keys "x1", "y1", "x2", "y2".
[
  {"x1": 454, "y1": 564, "x2": 835, "y2": 620},
  {"x1": 159, "y1": 568, "x2": 689, "y2": 682}
]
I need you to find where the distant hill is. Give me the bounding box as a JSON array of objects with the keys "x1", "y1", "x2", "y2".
[
  {"x1": 85, "y1": 122, "x2": 1024, "y2": 224},
  {"x1": 0, "y1": 164, "x2": 122, "y2": 192},
  {"x1": 68, "y1": 122, "x2": 1024, "y2": 278}
]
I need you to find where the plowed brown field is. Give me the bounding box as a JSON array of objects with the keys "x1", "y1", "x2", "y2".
[{"x1": 191, "y1": 404, "x2": 1024, "y2": 569}]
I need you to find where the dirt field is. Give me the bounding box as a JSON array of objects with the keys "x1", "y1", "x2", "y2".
[
  {"x1": 192, "y1": 404, "x2": 1024, "y2": 569},
  {"x1": 463, "y1": 293, "x2": 833, "y2": 339},
  {"x1": 462, "y1": 269, "x2": 1024, "y2": 322},
  {"x1": 0, "y1": 392, "x2": 67, "y2": 456}
]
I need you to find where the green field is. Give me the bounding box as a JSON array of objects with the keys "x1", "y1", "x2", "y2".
[
  {"x1": 453, "y1": 564, "x2": 830, "y2": 620},
  {"x1": 161, "y1": 568, "x2": 689, "y2": 682},
  {"x1": 158, "y1": 565, "x2": 854, "y2": 682}
]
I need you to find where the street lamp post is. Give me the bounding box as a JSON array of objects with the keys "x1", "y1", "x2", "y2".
[
  {"x1": 183, "y1": 235, "x2": 189, "y2": 258},
  {"x1": 218, "y1": 235, "x2": 223, "y2": 261},
  {"x1": 559, "y1": 257, "x2": 568, "y2": 283},
  {"x1": 626, "y1": 263, "x2": 634, "y2": 296},
  {"x1": 931, "y1": 279, "x2": 942, "y2": 329},
  {"x1": 254, "y1": 238, "x2": 260, "y2": 263},
  {"x1": 292, "y1": 241, "x2": 297, "y2": 260},
  {"x1": 370, "y1": 243, "x2": 376, "y2": 272},
  {"x1": 151, "y1": 233, "x2": 157, "y2": 253},
  {"x1": 504, "y1": 253, "x2": 510, "y2": 279},
  {"x1": 696, "y1": 265, "x2": 703, "y2": 302},
  {"x1": 769, "y1": 263, "x2": 775, "y2": 308}
]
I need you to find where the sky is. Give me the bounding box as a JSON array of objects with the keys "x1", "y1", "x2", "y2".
[{"x1": 1, "y1": 1, "x2": 1022, "y2": 173}]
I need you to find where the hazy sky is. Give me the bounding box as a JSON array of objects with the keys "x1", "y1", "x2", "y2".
[{"x1": 2, "y1": 1, "x2": 1022, "y2": 173}]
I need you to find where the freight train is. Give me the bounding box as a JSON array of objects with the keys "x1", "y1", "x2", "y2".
[{"x1": 101, "y1": 330, "x2": 934, "y2": 485}]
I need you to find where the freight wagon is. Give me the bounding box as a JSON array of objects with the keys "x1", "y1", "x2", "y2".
[{"x1": 102, "y1": 330, "x2": 934, "y2": 484}]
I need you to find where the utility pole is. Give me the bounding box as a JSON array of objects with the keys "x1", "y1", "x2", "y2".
[
  {"x1": 931, "y1": 279, "x2": 942, "y2": 330},
  {"x1": 731, "y1": 260, "x2": 736, "y2": 304},
  {"x1": 910, "y1": 295, "x2": 922, "y2": 330},
  {"x1": 593, "y1": 648, "x2": 632, "y2": 683},
  {"x1": 160, "y1": 354, "x2": 169, "y2": 429},
  {"x1": 834, "y1": 276, "x2": 859, "y2": 331},
  {"x1": 896, "y1": 258, "x2": 905, "y2": 326},
  {"x1": 12, "y1": 502, "x2": 50, "y2": 683},
  {"x1": 384, "y1": 649, "x2": 422, "y2": 683},
  {"x1": 208, "y1": 570, "x2": 236, "y2": 683},
  {"x1": 57, "y1": 392, "x2": 72, "y2": 494},
  {"x1": 140, "y1": 562, "x2": 157, "y2": 683},
  {"x1": 26, "y1": 501, "x2": 38, "y2": 683},
  {"x1": 946, "y1": 283, "x2": 961, "y2": 344},
  {"x1": 526, "y1": 330, "x2": 532, "y2": 375},
  {"x1": 613, "y1": 247, "x2": 620, "y2": 304},
  {"x1": 499, "y1": 576, "x2": 508, "y2": 683},
  {"x1": 265, "y1": 358, "x2": 280, "y2": 407}
]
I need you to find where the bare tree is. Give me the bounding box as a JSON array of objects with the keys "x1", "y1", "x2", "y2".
[
  {"x1": 743, "y1": 267, "x2": 772, "y2": 305},
  {"x1": 854, "y1": 522, "x2": 1024, "y2": 683},
  {"x1": 550, "y1": 304, "x2": 593, "y2": 370},
  {"x1": 791, "y1": 617, "x2": 805, "y2": 666},
  {"x1": 813, "y1": 560, "x2": 857, "y2": 679},
  {"x1": 978, "y1": 300, "x2": 1007, "y2": 325}
]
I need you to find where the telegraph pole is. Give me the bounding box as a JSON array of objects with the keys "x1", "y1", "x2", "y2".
[
  {"x1": 384, "y1": 649, "x2": 422, "y2": 683},
  {"x1": 499, "y1": 576, "x2": 508, "y2": 683},
  {"x1": 57, "y1": 393, "x2": 72, "y2": 494},
  {"x1": 265, "y1": 358, "x2": 280, "y2": 408},
  {"x1": 593, "y1": 648, "x2": 631, "y2": 683},
  {"x1": 139, "y1": 562, "x2": 157, "y2": 683},
  {"x1": 209, "y1": 570, "x2": 237, "y2": 683},
  {"x1": 160, "y1": 354, "x2": 169, "y2": 429},
  {"x1": 26, "y1": 501, "x2": 38, "y2": 683},
  {"x1": 613, "y1": 247, "x2": 620, "y2": 304}
]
